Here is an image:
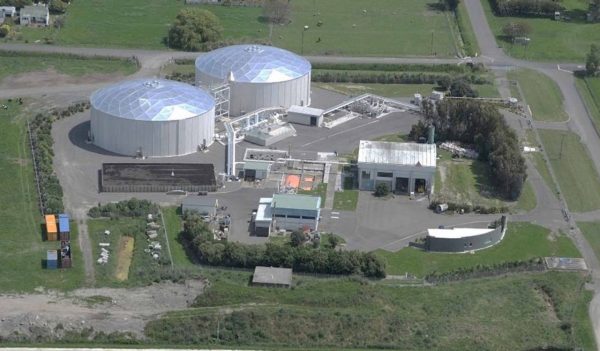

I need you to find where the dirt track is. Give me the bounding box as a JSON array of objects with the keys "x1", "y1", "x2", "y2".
[{"x1": 0, "y1": 280, "x2": 205, "y2": 340}]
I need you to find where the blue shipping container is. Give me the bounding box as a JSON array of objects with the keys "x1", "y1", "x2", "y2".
[
  {"x1": 47, "y1": 260, "x2": 58, "y2": 269},
  {"x1": 58, "y1": 213, "x2": 70, "y2": 233}
]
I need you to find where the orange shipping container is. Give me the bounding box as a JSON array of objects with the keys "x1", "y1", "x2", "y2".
[{"x1": 45, "y1": 214, "x2": 57, "y2": 234}]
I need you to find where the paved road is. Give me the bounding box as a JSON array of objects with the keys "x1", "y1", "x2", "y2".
[{"x1": 462, "y1": 0, "x2": 600, "y2": 347}]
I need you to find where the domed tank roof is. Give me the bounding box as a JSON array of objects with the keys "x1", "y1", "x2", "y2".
[
  {"x1": 195, "y1": 45, "x2": 311, "y2": 84},
  {"x1": 90, "y1": 79, "x2": 215, "y2": 121}
]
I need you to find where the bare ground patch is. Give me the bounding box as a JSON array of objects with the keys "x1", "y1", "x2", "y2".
[
  {"x1": 0, "y1": 68, "x2": 126, "y2": 90},
  {"x1": 0, "y1": 279, "x2": 205, "y2": 341},
  {"x1": 115, "y1": 236, "x2": 134, "y2": 281}
]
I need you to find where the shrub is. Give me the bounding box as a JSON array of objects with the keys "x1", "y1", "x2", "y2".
[
  {"x1": 0, "y1": 24, "x2": 9, "y2": 38},
  {"x1": 374, "y1": 183, "x2": 390, "y2": 197},
  {"x1": 88, "y1": 198, "x2": 159, "y2": 218},
  {"x1": 490, "y1": 0, "x2": 564, "y2": 17},
  {"x1": 167, "y1": 8, "x2": 223, "y2": 51}
]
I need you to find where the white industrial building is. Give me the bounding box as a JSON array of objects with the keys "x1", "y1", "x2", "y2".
[
  {"x1": 287, "y1": 105, "x2": 324, "y2": 127},
  {"x1": 195, "y1": 44, "x2": 311, "y2": 116},
  {"x1": 358, "y1": 140, "x2": 436, "y2": 194},
  {"x1": 253, "y1": 194, "x2": 321, "y2": 236},
  {"x1": 90, "y1": 79, "x2": 216, "y2": 157}
]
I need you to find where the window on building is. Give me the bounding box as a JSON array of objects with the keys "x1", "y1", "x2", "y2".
[
  {"x1": 274, "y1": 214, "x2": 286, "y2": 218},
  {"x1": 361, "y1": 170, "x2": 371, "y2": 178},
  {"x1": 302, "y1": 216, "x2": 315, "y2": 220},
  {"x1": 287, "y1": 215, "x2": 301, "y2": 219},
  {"x1": 377, "y1": 171, "x2": 393, "y2": 178}
]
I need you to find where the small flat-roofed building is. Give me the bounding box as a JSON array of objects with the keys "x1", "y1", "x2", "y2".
[
  {"x1": 253, "y1": 194, "x2": 321, "y2": 235},
  {"x1": 20, "y1": 4, "x2": 49, "y2": 26},
  {"x1": 0, "y1": 6, "x2": 16, "y2": 18},
  {"x1": 358, "y1": 140, "x2": 436, "y2": 194},
  {"x1": 252, "y1": 266, "x2": 292, "y2": 288},
  {"x1": 182, "y1": 196, "x2": 218, "y2": 216},
  {"x1": 243, "y1": 161, "x2": 271, "y2": 181},
  {"x1": 287, "y1": 105, "x2": 324, "y2": 127},
  {"x1": 426, "y1": 216, "x2": 507, "y2": 253}
]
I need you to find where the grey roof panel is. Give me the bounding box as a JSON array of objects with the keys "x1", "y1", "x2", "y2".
[
  {"x1": 90, "y1": 79, "x2": 215, "y2": 121},
  {"x1": 195, "y1": 45, "x2": 311, "y2": 83}
]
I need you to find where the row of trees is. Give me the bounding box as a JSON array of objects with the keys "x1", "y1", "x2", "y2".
[
  {"x1": 586, "y1": 44, "x2": 600, "y2": 76},
  {"x1": 0, "y1": 0, "x2": 70, "y2": 11},
  {"x1": 29, "y1": 102, "x2": 89, "y2": 214},
  {"x1": 413, "y1": 100, "x2": 527, "y2": 200},
  {"x1": 88, "y1": 198, "x2": 159, "y2": 218},
  {"x1": 311, "y1": 71, "x2": 490, "y2": 86},
  {"x1": 182, "y1": 212, "x2": 386, "y2": 278},
  {"x1": 490, "y1": 0, "x2": 564, "y2": 17}
]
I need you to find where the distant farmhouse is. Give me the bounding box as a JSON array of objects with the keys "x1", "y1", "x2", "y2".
[
  {"x1": 0, "y1": 6, "x2": 16, "y2": 24},
  {"x1": 20, "y1": 4, "x2": 49, "y2": 26}
]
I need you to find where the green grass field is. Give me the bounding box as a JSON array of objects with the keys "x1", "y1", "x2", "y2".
[
  {"x1": 17, "y1": 1, "x2": 265, "y2": 49},
  {"x1": 435, "y1": 158, "x2": 534, "y2": 211},
  {"x1": 376, "y1": 222, "x2": 580, "y2": 277},
  {"x1": 145, "y1": 269, "x2": 594, "y2": 350},
  {"x1": 508, "y1": 69, "x2": 568, "y2": 121},
  {"x1": 481, "y1": 0, "x2": 600, "y2": 61},
  {"x1": 456, "y1": 0, "x2": 480, "y2": 56},
  {"x1": 272, "y1": 0, "x2": 458, "y2": 56},
  {"x1": 0, "y1": 53, "x2": 139, "y2": 82},
  {"x1": 576, "y1": 77, "x2": 600, "y2": 132},
  {"x1": 577, "y1": 221, "x2": 600, "y2": 263},
  {"x1": 162, "y1": 206, "x2": 195, "y2": 268},
  {"x1": 13, "y1": 0, "x2": 463, "y2": 57},
  {"x1": 0, "y1": 100, "x2": 84, "y2": 292},
  {"x1": 530, "y1": 150, "x2": 560, "y2": 198},
  {"x1": 538, "y1": 130, "x2": 600, "y2": 212},
  {"x1": 332, "y1": 190, "x2": 359, "y2": 211}
]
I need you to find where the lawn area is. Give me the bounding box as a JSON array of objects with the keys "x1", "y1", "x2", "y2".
[
  {"x1": 332, "y1": 190, "x2": 359, "y2": 211},
  {"x1": 375, "y1": 222, "x2": 580, "y2": 277},
  {"x1": 481, "y1": 0, "x2": 600, "y2": 61},
  {"x1": 87, "y1": 215, "x2": 173, "y2": 287},
  {"x1": 272, "y1": 0, "x2": 458, "y2": 57},
  {"x1": 145, "y1": 268, "x2": 593, "y2": 350},
  {"x1": 508, "y1": 69, "x2": 568, "y2": 122},
  {"x1": 298, "y1": 183, "x2": 327, "y2": 208},
  {"x1": 436, "y1": 158, "x2": 517, "y2": 210},
  {"x1": 162, "y1": 206, "x2": 194, "y2": 268},
  {"x1": 15, "y1": 1, "x2": 266, "y2": 49},
  {"x1": 456, "y1": 0, "x2": 480, "y2": 56},
  {"x1": 0, "y1": 100, "x2": 84, "y2": 292},
  {"x1": 538, "y1": 130, "x2": 600, "y2": 212},
  {"x1": 578, "y1": 221, "x2": 600, "y2": 262},
  {"x1": 576, "y1": 77, "x2": 600, "y2": 132},
  {"x1": 315, "y1": 82, "x2": 499, "y2": 98},
  {"x1": 515, "y1": 180, "x2": 537, "y2": 212},
  {"x1": 0, "y1": 52, "x2": 139, "y2": 82},
  {"x1": 529, "y1": 149, "x2": 560, "y2": 198}
]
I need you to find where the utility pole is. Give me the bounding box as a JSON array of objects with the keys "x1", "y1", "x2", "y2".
[{"x1": 301, "y1": 25, "x2": 309, "y2": 55}]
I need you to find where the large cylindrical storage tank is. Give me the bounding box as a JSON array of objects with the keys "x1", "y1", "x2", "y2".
[
  {"x1": 195, "y1": 45, "x2": 311, "y2": 116},
  {"x1": 90, "y1": 79, "x2": 215, "y2": 157}
]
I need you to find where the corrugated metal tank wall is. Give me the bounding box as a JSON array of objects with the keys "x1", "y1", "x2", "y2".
[{"x1": 90, "y1": 108, "x2": 215, "y2": 157}]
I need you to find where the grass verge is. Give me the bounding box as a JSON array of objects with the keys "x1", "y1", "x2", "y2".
[
  {"x1": 332, "y1": 190, "x2": 359, "y2": 211},
  {"x1": 508, "y1": 69, "x2": 568, "y2": 122},
  {"x1": 577, "y1": 221, "x2": 600, "y2": 263},
  {"x1": 576, "y1": 77, "x2": 600, "y2": 133},
  {"x1": 298, "y1": 183, "x2": 327, "y2": 208},
  {"x1": 0, "y1": 100, "x2": 84, "y2": 292},
  {"x1": 538, "y1": 130, "x2": 600, "y2": 212},
  {"x1": 375, "y1": 222, "x2": 580, "y2": 277},
  {"x1": 145, "y1": 269, "x2": 593, "y2": 350},
  {"x1": 0, "y1": 52, "x2": 139, "y2": 82}
]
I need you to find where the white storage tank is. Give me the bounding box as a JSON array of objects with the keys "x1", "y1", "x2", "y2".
[
  {"x1": 195, "y1": 44, "x2": 311, "y2": 116},
  {"x1": 90, "y1": 79, "x2": 215, "y2": 157}
]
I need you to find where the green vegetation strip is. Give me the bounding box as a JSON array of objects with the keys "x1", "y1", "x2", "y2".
[
  {"x1": 332, "y1": 190, "x2": 359, "y2": 211},
  {"x1": 0, "y1": 51, "x2": 138, "y2": 81},
  {"x1": 538, "y1": 130, "x2": 600, "y2": 212},
  {"x1": 298, "y1": 183, "x2": 327, "y2": 208},
  {"x1": 576, "y1": 77, "x2": 600, "y2": 133},
  {"x1": 577, "y1": 221, "x2": 600, "y2": 263},
  {"x1": 508, "y1": 69, "x2": 568, "y2": 122},
  {"x1": 145, "y1": 270, "x2": 593, "y2": 350},
  {"x1": 0, "y1": 101, "x2": 84, "y2": 292},
  {"x1": 481, "y1": 0, "x2": 600, "y2": 61},
  {"x1": 456, "y1": 1, "x2": 480, "y2": 56},
  {"x1": 376, "y1": 222, "x2": 580, "y2": 277},
  {"x1": 515, "y1": 180, "x2": 536, "y2": 212}
]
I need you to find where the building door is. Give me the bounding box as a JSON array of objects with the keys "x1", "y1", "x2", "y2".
[
  {"x1": 310, "y1": 116, "x2": 317, "y2": 126},
  {"x1": 415, "y1": 178, "x2": 427, "y2": 193},
  {"x1": 395, "y1": 177, "x2": 409, "y2": 194},
  {"x1": 244, "y1": 169, "x2": 256, "y2": 181}
]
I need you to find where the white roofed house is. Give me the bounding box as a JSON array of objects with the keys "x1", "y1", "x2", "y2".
[
  {"x1": 0, "y1": 7, "x2": 16, "y2": 23},
  {"x1": 357, "y1": 140, "x2": 437, "y2": 195},
  {"x1": 20, "y1": 4, "x2": 49, "y2": 26}
]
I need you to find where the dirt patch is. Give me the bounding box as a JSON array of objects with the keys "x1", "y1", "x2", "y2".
[
  {"x1": 115, "y1": 236, "x2": 134, "y2": 281},
  {"x1": 0, "y1": 279, "x2": 205, "y2": 341},
  {"x1": 534, "y1": 285, "x2": 560, "y2": 323},
  {"x1": 0, "y1": 68, "x2": 126, "y2": 90}
]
